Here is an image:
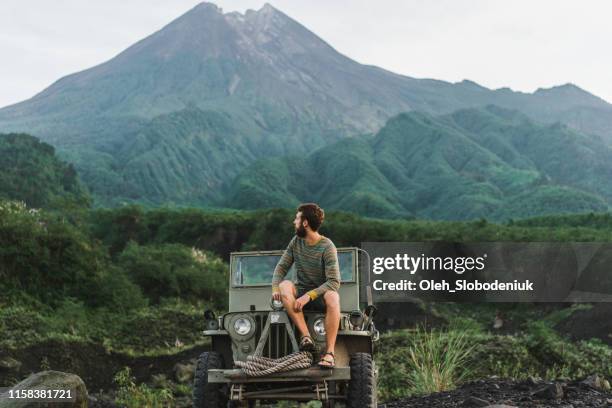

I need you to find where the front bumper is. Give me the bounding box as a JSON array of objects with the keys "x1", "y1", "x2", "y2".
[{"x1": 208, "y1": 367, "x2": 351, "y2": 383}]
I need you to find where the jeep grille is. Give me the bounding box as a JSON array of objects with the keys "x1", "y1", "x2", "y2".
[{"x1": 255, "y1": 315, "x2": 295, "y2": 358}]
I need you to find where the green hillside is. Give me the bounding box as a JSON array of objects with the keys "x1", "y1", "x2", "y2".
[
  {"x1": 0, "y1": 133, "x2": 90, "y2": 209},
  {"x1": 2, "y1": 203, "x2": 611, "y2": 404},
  {"x1": 228, "y1": 107, "x2": 611, "y2": 221}
]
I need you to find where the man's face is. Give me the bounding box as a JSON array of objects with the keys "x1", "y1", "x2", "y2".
[{"x1": 294, "y1": 211, "x2": 307, "y2": 237}]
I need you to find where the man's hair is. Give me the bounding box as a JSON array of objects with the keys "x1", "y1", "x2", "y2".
[{"x1": 297, "y1": 203, "x2": 325, "y2": 231}]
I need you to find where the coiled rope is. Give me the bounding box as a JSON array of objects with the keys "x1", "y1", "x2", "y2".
[{"x1": 235, "y1": 351, "x2": 313, "y2": 377}]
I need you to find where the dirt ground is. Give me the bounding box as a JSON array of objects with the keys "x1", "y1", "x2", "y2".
[{"x1": 383, "y1": 377, "x2": 612, "y2": 408}]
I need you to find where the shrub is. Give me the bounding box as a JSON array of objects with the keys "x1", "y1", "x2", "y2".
[
  {"x1": 0, "y1": 200, "x2": 111, "y2": 307},
  {"x1": 118, "y1": 242, "x2": 227, "y2": 307},
  {"x1": 114, "y1": 367, "x2": 174, "y2": 408}
]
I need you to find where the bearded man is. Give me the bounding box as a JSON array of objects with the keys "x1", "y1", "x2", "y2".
[{"x1": 271, "y1": 203, "x2": 340, "y2": 368}]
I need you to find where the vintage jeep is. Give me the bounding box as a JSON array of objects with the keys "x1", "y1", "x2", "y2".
[{"x1": 193, "y1": 247, "x2": 379, "y2": 407}]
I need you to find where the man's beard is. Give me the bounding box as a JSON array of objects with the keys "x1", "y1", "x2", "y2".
[{"x1": 295, "y1": 224, "x2": 307, "y2": 238}]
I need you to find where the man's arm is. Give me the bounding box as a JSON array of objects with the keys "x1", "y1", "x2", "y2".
[
  {"x1": 306, "y1": 243, "x2": 340, "y2": 300},
  {"x1": 272, "y1": 237, "x2": 296, "y2": 294}
]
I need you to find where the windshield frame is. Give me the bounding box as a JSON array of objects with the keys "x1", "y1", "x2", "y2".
[{"x1": 229, "y1": 247, "x2": 358, "y2": 288}]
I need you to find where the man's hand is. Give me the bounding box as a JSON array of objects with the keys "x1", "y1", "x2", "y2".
[
  {"x1": 272, "y1": 291, "x2": 282, "y2": 302},
  {"x1": 294, "y1": 294, "x2": 310, "y2": 312}
]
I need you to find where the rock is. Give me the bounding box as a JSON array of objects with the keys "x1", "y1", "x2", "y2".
[
  {"x1": 0, "y1": 370, "x2": 87, "y2": 407},
  {"x1": 532, "y1": 383, "x2": 564, "y2": 399},
  {"x1": 581, "y1": 374, "x2": 610, "y2": 391},
  {"x1": 88, "y1": 392, "x2": 117, "y2": 408},
  {"x1": 0, "y1": 357, "x2": 21, "y2": 371},
  {"x1": 463, "y1": 396, "x2": 490, "y2": 407},
  {"x1": 516, "y1": 376, "x2": 541, "y2": 391},
  {"x1": 484, "y1": 405, "x2": 518, "y2": 408},
  {"x1": 174, "y1": 361, "x2": 195, "y2": 383},
  {"x1": 527, "y1": 376, "x2": 542, "y2": 385}
]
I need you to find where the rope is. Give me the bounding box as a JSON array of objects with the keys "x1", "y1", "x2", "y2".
[{"x1": 235, "y1": 351, "x2": 313, "y2": 377}]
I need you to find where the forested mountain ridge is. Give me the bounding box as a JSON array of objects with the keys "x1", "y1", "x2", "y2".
[
  {"x1": 1, "y1": 3, "x2": 612, "y2": 208},
  {"x1": 227, "y1": 106, "x2": 611, "y2": 220}
]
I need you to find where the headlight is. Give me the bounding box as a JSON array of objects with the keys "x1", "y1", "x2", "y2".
[
  {"x1": 313, "y1": 317, "x2": 326, "y2": 336},
  {"x1": 270, "y1": 298, "x2": 284, "y2": 311},
  {"x1": 206, "y1": 319, "x2": 219, "y2": 330},
  {"x1": 234, "y1": 317, "x2": 253, "y2": 336}
]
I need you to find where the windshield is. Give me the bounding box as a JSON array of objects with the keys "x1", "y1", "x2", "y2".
[{"x1": 231, "y1": 250, "x2": 356, "y2": 287}]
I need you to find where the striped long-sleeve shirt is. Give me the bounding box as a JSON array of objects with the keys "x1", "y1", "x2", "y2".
[{"x1": 271, "y1": 235, "x2": 340, "y2": 300}]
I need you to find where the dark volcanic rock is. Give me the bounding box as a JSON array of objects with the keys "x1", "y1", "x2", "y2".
[
  {"x1": 463, "y1": 396, "x2": 490, "y2": 406},
  {"x1": 531, "y1": 383, "x2": 564, "y2": 399},
  {"x1": 384, "y1": 377, "x2": 612, "y2": 408}
]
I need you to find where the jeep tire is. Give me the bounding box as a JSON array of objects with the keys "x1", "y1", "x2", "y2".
[
  {"x1": 346, "y1": 352, "x2": 377, "y2": 408},
  {"x1": 193, "y1": 351, "x2": 228, "y2": 408}
]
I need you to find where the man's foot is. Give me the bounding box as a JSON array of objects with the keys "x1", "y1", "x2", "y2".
[
  {"x1": 318, "y1": 351, "x2": 335, "y2": 369},
  {"x1": 299, "y1": 335, "x2": 315, "y2": 351}
]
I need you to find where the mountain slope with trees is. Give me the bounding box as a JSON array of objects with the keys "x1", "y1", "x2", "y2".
[
  {"x1": 1, "y1": 3, "x2": 612, "y2": 207},
  {"x1": 228, "y1": 106, "x2": 612, "y2": 220},
  {"x1": 0, "y1": 133, "x2": 90, "y2": 209}
]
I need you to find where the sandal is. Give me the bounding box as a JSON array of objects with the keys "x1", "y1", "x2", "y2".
[
  {"x1": 299, "y1": 335, "x2": 315, "y2": 351},
  {"x1": 318, "y1": 352, "x2": 335, "y2": 369}
]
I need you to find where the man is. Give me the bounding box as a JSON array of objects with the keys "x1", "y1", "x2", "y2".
[{"x1": 271, "y1": 203, "x2": 340, "y2": 368}]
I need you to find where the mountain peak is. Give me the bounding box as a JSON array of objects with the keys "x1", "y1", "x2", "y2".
[
  {"x1": 535, "y1": 83, "x2": 583, "y2": 95},
  {"x1": 259, "y1": 3, "x2": 279, "y2": 14},
  {"x1": 182, "y1": 2, "x2": 283, "y2": 23},
  {"x1": 534, "y1": 83, "x2": 609, "y2": 107},
  {"x1": 456, "y1": 79, "x2": 489, "y2": 91},
  {"x1": 188, "y1": 2, "x2": 282, "y2": 18},
  {"x1": 189, "y1": 2, "x2": 223, "y2": 16},
  {"x1": 241, "y1": 2, "x2": 289, "y2": 27}
]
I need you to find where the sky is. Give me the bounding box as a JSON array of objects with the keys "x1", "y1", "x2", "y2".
[{"x1": 1, "y1": 0, "x2": 611, "y2": 108}]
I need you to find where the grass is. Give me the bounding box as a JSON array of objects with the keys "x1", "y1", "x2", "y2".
[
  {"x1": 376, "y1": 325, "x2": 477, "y2": 401},
  {"x1": 405, "y1": 326, "x2": 475, "y2": 395},
  {"x1": 375, "y1": 305, "x2": 612, "y2": 401}
]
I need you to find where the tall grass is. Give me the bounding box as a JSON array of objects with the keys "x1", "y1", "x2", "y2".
[{"x1": 406, "y1": 326, "x2": 475, "y2": 395}]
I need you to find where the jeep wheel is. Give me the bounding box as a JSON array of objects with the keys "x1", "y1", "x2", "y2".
[
  {"x1": 193, "y1": 351, "x2": 228, "y2": 408},
  {"x1": 346, "y1": 353, "x2": 377, "y2": 408}
]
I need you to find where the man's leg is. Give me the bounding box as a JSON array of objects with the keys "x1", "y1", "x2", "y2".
[
  {"x1": 323, "y1": 291, "x2": 340, "y2": 353},
  {"x1": 279, "y1": 280, "x2": 310, "y2": 338}
]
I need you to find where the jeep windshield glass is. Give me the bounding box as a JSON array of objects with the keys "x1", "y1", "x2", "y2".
[{"x1": 232, "y1": 251, "x2": 355, "y2": 287}]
